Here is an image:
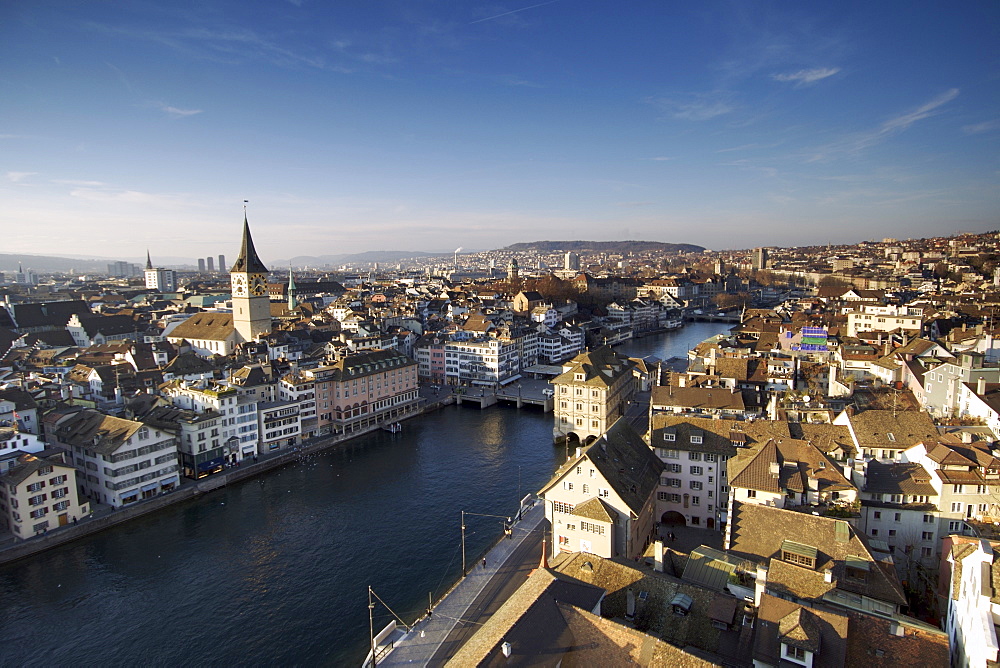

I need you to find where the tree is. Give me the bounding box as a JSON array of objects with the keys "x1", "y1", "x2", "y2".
[{"x1": 713, "y1": 292, "x2": 751, "y2": 311}]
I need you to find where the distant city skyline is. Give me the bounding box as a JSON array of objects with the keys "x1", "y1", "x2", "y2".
[{"x1": 3, "y1": 1, "x2": 997, "y2": 259}]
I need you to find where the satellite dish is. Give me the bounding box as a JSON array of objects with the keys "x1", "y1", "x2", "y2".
[{"x1": 802, "y1": 395, "x2": 811, "y2": 402}]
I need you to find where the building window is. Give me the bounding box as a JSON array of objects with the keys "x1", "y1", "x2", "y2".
[
  {"x1": 747, "y1": 490, "x2": 756, "y2": 498},
  {"x1": 690, "y1": 466, "x2": 703, "y2": 475},
  {"x1": 705, "y1": 454, "x2": 716, "y2": 462},
  {"x1": 921, "y1": 547, "x2": 933, "y2": 558},
  {"x1": 553, "y1": 501, "x2": 575, "y2": 514},
  {"x1": 669, "y1": 464, "x2": 682, "y2": 473},
  {"x1": 690, "y1": 481, "x2": 703, "y2": 490},
  {"x1": 663, "y1": 432, "x2": 676, "y2": 442},
  {"x1": 921, "y1": 531, "x2": 933, "y2": 541},
  {"x1": 783, "y1": 645, "x2": 807, "y2": 662},
  {"x1": 662, "y1": 449, "x2": 679, "y2": 459},
  {"x1": 690, "y1": 435, "x2": 703, "y2": 444},
  {"x1": 782, "y1": 551, "x2": 815, "y2": 569},
  {"x1": 873, "y1": 511, "x2": 881, "y2": 520},
  {"x1": 691, "y1": 496, "x2": 700, "y2": 505},
  {"x1": 688, "y1": 452, "x2": 702, "y2": 461},
  {"x1": 923, "y1": 514, "x2": 934, "y2": 523}
]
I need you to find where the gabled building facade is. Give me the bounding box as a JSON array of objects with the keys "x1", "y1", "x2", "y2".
[{"x1": 539, "y1": 419, "x2": 662, "y2": 560}]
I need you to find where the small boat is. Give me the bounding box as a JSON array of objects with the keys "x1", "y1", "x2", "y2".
[{"x1": 382, "y1": 422, "x2": 402, "y2": 434}]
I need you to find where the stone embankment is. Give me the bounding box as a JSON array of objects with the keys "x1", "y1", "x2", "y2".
[{"x1": 0, "y1": 400, "x2": 439, "y2": 567}]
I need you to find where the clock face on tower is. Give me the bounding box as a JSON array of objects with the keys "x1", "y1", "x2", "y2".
[
  {"x1": 249, "y1": 273, "x2": 267, "y2": 296},
  {"x1": 232, "y1": 275, "x2": 247, "y2": 297}
]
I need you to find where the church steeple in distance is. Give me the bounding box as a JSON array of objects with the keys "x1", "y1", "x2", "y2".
[
  {"x1": 287, "y1": 264, "x2": 298, "y2": 310},
  {"x1": 146, "y1": 250, "x2": 153, "y2": 270},
  {"x1": 231, "y1": 214, "x2": 269, "y2": 274}
]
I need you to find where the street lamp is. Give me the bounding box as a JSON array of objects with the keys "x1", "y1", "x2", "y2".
[{"x1": 461, "y1": 510, "x2": 514, "y2": 576}]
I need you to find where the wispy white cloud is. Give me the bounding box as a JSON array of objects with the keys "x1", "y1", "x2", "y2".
[
  {"x1": 51, "y1": 179, "x2": 107, "y2": 187},
  {"x1": 499, "y1": 75, "x2": 543, "y2": 88},
  {"x1": 716, "y1": 142, "x2": 782, "y2": 153},
  {"x1": 963, "y1": 119, "x2": 1000, "y2": 134},
  {"x1": 88, "y1": 22, "x2": 354, "y2": 74},
  {"x1": 806, "y1": 88, "x2": 960, "y2": 161},
  {"x1": 880, "y1": 88, "x2": 959, "y2": 134},
  {"x1": 69, "y1": 186, "x2": 184, "y2": 207},
  {"x1": 6, "y1": 172, "x2": 37, "y2": 183},
  {"x1": 149, "y1": 101, "x2": 203, "y2": 118},
  {"x1": 469, "y1": 0, "x2": 561, "y2": 25},
  {"x1": 649, "y1": 156, "x2": 674, "y2": 162},
  {"x1": 649, "y1": 92, "x2": 734, "y2": 121},
  {"x1": 772, "y1": 67, "x2": 840, "y2": 85}
]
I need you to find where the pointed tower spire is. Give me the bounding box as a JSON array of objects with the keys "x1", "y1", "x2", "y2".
[
  {"x1": 231, "y1": 214, "x2": 269, "y2": 274},
  {"x1": 146, "y1": 250, "x2": 153, "y2": 270},
  {"x1": 287, "y1": 264, "x2": 298, "y2": 310}
]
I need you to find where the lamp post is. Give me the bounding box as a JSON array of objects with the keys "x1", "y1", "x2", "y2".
[
  {"x1": 462, "y1": 510, "x2": 515, "y2": 576},
  {"x1": 368, "y1": 586, "x2": 377, "y2": 668}
]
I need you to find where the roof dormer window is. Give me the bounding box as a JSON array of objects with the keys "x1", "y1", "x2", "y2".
[{"x1": 780, "y1": 540, "x2": 817, "y2": 569}]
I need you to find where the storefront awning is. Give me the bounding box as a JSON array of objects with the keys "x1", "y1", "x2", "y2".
[
  {"x1": 198, "y1": 457, "x2": 225, "y2": 471},
  {"x1": 141, "y1": 482, "x2": 158, "y2": 492}
]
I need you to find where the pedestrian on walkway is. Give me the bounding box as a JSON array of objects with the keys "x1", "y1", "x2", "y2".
[{"x1": 482, "y1": 557, "x2": 487, "y2": 569}]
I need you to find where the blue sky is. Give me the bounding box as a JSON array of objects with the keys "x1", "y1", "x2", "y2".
[{"x1": 2, "y1": 1, "x2": 998, "y2": 262}]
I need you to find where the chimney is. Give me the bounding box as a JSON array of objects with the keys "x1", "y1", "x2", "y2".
[
  {"x1": 654, "y1": 540, "x2": 664, "y2": 572},
  {"x1": 501, "y1": 642, "x2": 512, "y2": 658},
  {"x1": 539, "y1": 538, "x2": 549, "y2": 569},
  {"x1": 962, "y1": 431, "x2": 973, "y2": 444},
  {"x1": 979, "y1": 376, "x2": 987, "y2": 395}
]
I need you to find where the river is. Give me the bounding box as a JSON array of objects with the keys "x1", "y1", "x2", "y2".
[{"x1": 0, "y1": 322, "x2": 726, "y2": 666}]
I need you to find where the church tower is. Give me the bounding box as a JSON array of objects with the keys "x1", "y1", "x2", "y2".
[
  {"x1": 230, "y1": 215, "x2": 271, "y2": 342},
  {"x1": 287, "y1": 264, "x2": 298, "y2": 311},
  {"x1": 507, "y1": 257, "x2": 519, "y2": 282}
]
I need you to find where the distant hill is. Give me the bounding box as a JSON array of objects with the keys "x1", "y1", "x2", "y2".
[
  {"x1": 0, "y1": 253, "x2": 140, "y2": 273},
  {"x1": 504, "y1": 240, "x2": 704, "y2": 254}
]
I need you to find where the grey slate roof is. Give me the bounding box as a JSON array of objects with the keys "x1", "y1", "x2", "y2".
[
  {"x1": 50, "y1": 409, "x2": 144, "y2": 455},
  {"x1": 230, "y1": 215, "x2": 269, "y2": 274}
]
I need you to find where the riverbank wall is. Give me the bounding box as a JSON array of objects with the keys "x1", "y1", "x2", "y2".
[{"x1": 0, "y1": 399, "x2": 446, "y2": 567}]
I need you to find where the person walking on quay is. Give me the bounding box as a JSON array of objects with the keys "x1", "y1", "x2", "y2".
[{"x1": 482, "y1": 557, "x2": 487, "y2": 569}]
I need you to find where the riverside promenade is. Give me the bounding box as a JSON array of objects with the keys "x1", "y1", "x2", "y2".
[{"x1": 375, "y1": 501, "x2": 547, "y2": 667}]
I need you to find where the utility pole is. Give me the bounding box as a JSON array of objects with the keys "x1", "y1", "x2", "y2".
[{"x1": 461, "y1": 510, "x2": 466, "y2": 576}]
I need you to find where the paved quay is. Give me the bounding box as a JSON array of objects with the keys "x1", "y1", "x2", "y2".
[{"x1": 375, "y1": 501, "x2": 547, "y2": 667}]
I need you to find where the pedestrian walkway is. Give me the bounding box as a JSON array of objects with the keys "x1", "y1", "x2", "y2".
[{"x1": 375, "y1": 501, "x2": 546, "y2": 667}]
